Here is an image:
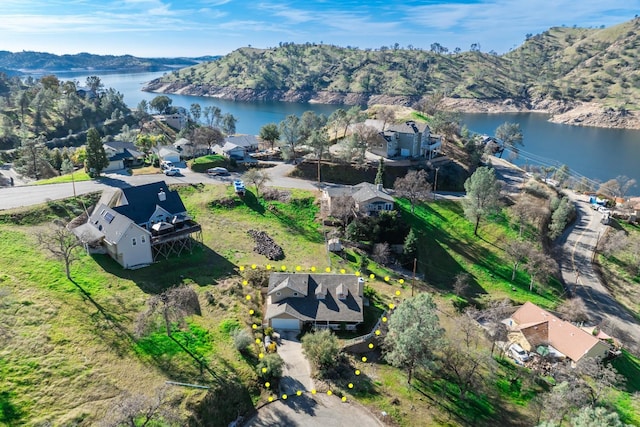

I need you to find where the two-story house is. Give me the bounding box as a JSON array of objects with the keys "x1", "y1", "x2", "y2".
[
  {"x1": 103, "y1": 141, "x2": 144, "y2": 172},
  {"x1": 365, "y1": 119, "x2": 442, "y2": 160}
]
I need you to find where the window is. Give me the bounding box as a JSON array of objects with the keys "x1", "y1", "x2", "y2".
[
  {"x1": 132, "y1": 238, "x2": 137, "y2": 246},
  {"x1": 141, "y1": 235, "x2": 146, "y2": 244},
  {"x1": 385, "y1": 203, "x2": 393, "y2": 210},
  {"x1": 293, "y1": 292, "x2": 298, "y2": 297},
  {"x1": 276, "y1": 291, "x2": 281, "y2": 296}
]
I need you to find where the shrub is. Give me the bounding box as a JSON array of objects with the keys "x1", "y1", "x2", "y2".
[
  {"x1": 301, "y1": 329, "x2": 340, "y2": 375},
  {"x1": 232, "y1": 328, "x2": 253, "y2": 353},
  {"x1": 256, "y1": 353, "x2": 284, "y2": 379},
  {"x1": 219, "y1": 319, "x2": 241, "y2": 335}
]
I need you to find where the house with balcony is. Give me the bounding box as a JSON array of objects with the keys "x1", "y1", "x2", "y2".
[
  {"x1": 323, "y1": 182, "x2": 394, "y2": 216},
  {"x1": 365, "y1": 119, "x2": 442, "y2": 160},
  {"x1": 103, "y1": 141, "x2": 144, "y2": 172},
  {"x1": 73, "y1": 181, "x2": 201, "y2": 269}
]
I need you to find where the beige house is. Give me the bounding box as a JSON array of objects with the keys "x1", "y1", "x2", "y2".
[
  {"x1": 364, "y1": 119, "x2": 442, "y2": 159},
  {"x1": 323, "y1": 182, "x2": 395, "y2": 216},
  {"x1": 505, "y1": 302, "x2": 610, "y2": 363},
  {"x1": 265, "y1": 273, "x2": 364, "y2": 331}
]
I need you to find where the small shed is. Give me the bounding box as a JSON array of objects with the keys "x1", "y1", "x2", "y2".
[{"x1": 328, "y1": 238, "x2": 343, "y2": 252}]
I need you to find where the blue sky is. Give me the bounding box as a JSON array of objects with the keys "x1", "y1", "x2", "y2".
[{"x1": 1, "y1": 0, "x2": 638, "y2": 57}]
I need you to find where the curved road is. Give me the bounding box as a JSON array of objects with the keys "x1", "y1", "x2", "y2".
[{"x1": 558, "y1": 192, "x2": 640, "y2": 352}]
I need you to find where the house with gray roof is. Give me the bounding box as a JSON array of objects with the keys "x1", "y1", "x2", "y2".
[
  {"x1": 103, "y1": 141, "x2": 144, "y2": 172},
  {"x1": 73, "y1": 181, "x2": 201, "y2": 269},
  {"x1": 323, "y1": 182, "x2": 395, "y2": 216},
  {"x1": 364, "y1": 119, "x2": 442, "y2": 159},
  {"x1": 265, "y1": 273, "x2": 364, "y2": 331}
]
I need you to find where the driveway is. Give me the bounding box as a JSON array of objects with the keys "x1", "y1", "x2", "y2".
[{"x1": 246, "y1": 333, "x2": 384, "y2": 426}]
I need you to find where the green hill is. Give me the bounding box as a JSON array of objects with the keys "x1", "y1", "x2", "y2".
[{"x1": 144, "y1": 18, "x2": 640, "y2": 113}]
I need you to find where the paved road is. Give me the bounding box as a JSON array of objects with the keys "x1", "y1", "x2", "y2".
[
  {"x1": 558, "y1": 191, "x2": 640, "y2": 351},
  {"x1": 0, "y1": 163, "x2": 317, "y2": 211}
]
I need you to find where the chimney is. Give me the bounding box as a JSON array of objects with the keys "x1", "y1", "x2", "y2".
[
  {"x1": 158, "y1": 188, "x2": 166, "y2": 202},
  {"x1": 376, "y1": 183, "x2": 383, "y2": 192}
]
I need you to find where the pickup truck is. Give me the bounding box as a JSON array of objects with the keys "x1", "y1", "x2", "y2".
[{"x1": 233, "y1": 180, "x2": 245, "y2": 196}]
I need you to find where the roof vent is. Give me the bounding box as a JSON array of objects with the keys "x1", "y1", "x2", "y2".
[{"x1": 158, "y1": 189, "x2": 166, "y2": 202}]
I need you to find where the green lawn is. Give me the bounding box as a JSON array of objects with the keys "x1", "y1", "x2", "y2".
[{"x1": 31, "y1": 170, "x2": 91, "y2": 185}]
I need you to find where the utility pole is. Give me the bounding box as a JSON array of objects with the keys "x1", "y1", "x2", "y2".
[
  {"x1": 412, "y1": 257, "x2": 417, "y2": 296},
  {"x1": 433, "y1": 167, "x2": 439, "y2": 200}
]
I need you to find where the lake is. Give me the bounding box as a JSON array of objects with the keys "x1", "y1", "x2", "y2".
[{"x1": 65, "y1": 71, "x2": 640, "y2": 192}]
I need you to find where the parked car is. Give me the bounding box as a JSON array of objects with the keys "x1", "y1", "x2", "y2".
[
  {"x1": 509, "y1": 343, "x2": 531, "y2": 363},
  {"x1": 164, "y1": 168, "x2": 180, "y2": 176},
  {"x1": 207, "y1": 167, "x2": 229, "y2": 176},
  {"x1": 233, "y1": 179, "x2": 245, "y2": 196},
  {"x1": 160, "y1": 161, "x2": 174, "y2": 170}
]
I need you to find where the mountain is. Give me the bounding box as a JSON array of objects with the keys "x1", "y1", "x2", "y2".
[
  {"x1": 143, "y1": 18, "x2": 640, "y2": 128},
  {"x1": 0, "y1": 51, "x2": 221, "y2": 74}
]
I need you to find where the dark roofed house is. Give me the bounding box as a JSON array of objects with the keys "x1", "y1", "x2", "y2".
[
  {"x1": 323, "y1": 182, "x2": 394, "y2": 216},
  {"x1": 265, "y1": 273, "x2": 364, "y2": 331},
  {"x1": 103, "y1": 141, "x2": 144, "y2": 172},
  {"x1": 73, "y1": 181, "x2": 201, "y2": 269}
]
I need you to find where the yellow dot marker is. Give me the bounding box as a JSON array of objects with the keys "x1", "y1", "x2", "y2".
[
  {"x1": 340, "y1": 268, "x2": 346, "y2": 274},
  {"x1": 342, "y1": 396, "x2": 347, "y2": 402},
  {"x1": 327, "y1": 390, "x2": 332, "y2": 396},
  {"x1": 249, "y1": 309, "x2": 255, "y2": 315},
  {"x1": 268, "y1": 396, "x2": 274, "y2": 402},
  {"x1": 362, "y1": 356, "x2": 367, "y2": 362},
  {"x1": 265, "y1": 382, "x2": 270, "y2": 388},
  {"x1": 384, "y1": 276, "x2": 390, "y2": 282},
  {"x1": 266, "y1": 264, "x2": 272, "y2": 270},
  {"x1": 369, "y1": 274, "x2": 375, "y2": 279},
  {"x1": 246, "y1": 295, "x2": 251, "y2": 301},
  {"x1": 389, "y1": 303, "x2": 395, "y2": 309},
  {"x1": 368, "y1": 343, "x2": 374, "y2": 349},
  {"x1": 296, "y1": 390, "x2": 302, "y2": 396},
  {"x1": 355, "y1": 271, "x2": 361, "y2": 276},
  {"x1": 281, "y1": 265, "x2": 287, "y2": 271},
  {"x1": 239, "y1": 265, "x2": 245, "y2": 271},
  {"x1": 256, "y1": 338, "x2": 261, "y2": 344},
  {"x1": 252, "y1": 324, "x2": 258, "y2": 329},
  {"x1": 282, "y1": 394, "x2": 287, "y2": 400},
  {"x1": 375, "y1": 330, "x2": 381, "y2": 336},
  {"x1": 325, "y1": 267, "x2": 331, "y2": 273},
  {"x1": 395, "y1": 290, "x2": 401, "y2": 296},
  {"x1": 355, "y1": 370, "x2": 361, "y2": 376},
  {"x1": 399, "y1": 279, "x2": 405, "y2": 284},
  {"x1": 296, "y1": 266, "x2": 301, "y2": 271},
  {"x1": 348, "y1": 383, "x2": 354, "y2": 389},
  {"x1": 242, "y1": 280, "x2": 248, "y2": 286},
  {"x1": 311, "y1": 389, "x2": 317, "y2": 394},
  {"x1": 262, "y1": 367, "x2": 267, "y2": 373},
  {"x1": 259, "y1": 353, "x2": 264, "y2": 359},
  {"x1": 251, "y1": 264, "x2": 257, "y2": 269},
  {"x1": 311, "y1": 266, "x2": 316, "y2": 272},
  {"x1": 382, "y1": 316, "x2": 388, "y2": 323}
]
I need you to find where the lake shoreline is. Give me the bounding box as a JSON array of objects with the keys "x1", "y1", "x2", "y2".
[{"x1": 143, "y1": 81, "x2": 640, "y2": 131}]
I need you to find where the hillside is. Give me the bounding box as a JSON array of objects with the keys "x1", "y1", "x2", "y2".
[
  {"x1": 144, "y1": 18, "x2": 640, "y2": 129},
  {"x1": 0, "y1": 51, "x2": 219, "y2": 73}
]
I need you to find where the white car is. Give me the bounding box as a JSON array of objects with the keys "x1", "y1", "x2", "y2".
[
  {"x1": 509, "y1": 343, "x2": 531, "y2": 363},
  {"x1": 164, "y1": 168, "x2": 180, "y2": 176}
]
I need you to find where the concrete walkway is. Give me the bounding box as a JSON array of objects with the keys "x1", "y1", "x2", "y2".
[{"x1": 277, "y1": 334, "x2": 314, "y2": 395}]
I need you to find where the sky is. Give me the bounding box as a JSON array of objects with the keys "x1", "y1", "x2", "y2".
[{"x1": 1, "y1": 0, "x2": 638, "y2": 58}]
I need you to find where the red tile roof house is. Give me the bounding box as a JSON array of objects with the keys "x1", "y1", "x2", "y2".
[
  {"x1": 505, "y1": 302, "x2": 611, "y2": 364},
  {"x1": 265, "y1": 273, "x2": 364, "y2": 332}
]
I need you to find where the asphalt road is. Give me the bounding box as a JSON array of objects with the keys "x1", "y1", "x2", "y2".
[
  {"x1": 0, "y1": 163, "x2": 317, "y2": 211},
  {"x1": 558, "y1": 191, "x2": 640, "y2": 351}
]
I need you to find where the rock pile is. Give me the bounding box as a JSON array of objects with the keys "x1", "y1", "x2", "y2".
[{"x1": 247, "y1": 229, "x2": 284, "y2": 260}]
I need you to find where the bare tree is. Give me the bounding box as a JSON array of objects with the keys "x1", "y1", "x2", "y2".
[
  {"x1": 511, "y1": 193, "x2": 546, "y2": 238},
  {"x1": 191, "y1": 126, "x2": 224, "y2": 153},
  {"x1": 38, "y1": 221, "x2": 82, "y2": 280},
  {"x1": 524, "y1": 249, "x2": 557, "y2": 292},
  {"x1": 135, "y1": 284, "x2": 201, "y2": 337},
  {"x1": 504, "y1": 240, "x2": 531, "y2": 281},
  {"x1": 453, "y1": 272, "x2": 471, "y2": 297},
  {"x1": 102, "y1": 385, "x2": 180, "y2": 427},
  {"x1": 376, "y1": 106, "x2": 396, "y2": 131},
  {"x1": 556, "y1": 298, "x2": 590, "y2": 323},
  {"x1": 394, "y1": 170, "x2": 431, "y2": 213},
  {"x1": 329, "y1": 194, "x2": 356, "y2": 229},
  {"x1": 482, "y1": 299, "x2": 512, "y2": 355},
  {"x1": 372, "y1": 242, "x2": 391, "y2": 266},
  {"x1": 598, "y1": 175, "x2": 637, "y2": 199},
  {"x1": 243, "y1": 168, "x2": 271, "y2": 198}
]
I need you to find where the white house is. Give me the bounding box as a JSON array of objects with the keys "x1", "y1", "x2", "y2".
[
  {"x1": 103, "y1": 141, "x2": 144, "y2": 172},
  {"x1": 156, "y1": 146, "x2": 181, "y2": 164},
  {"x1": 265, "y1": 273, "x2": 364, "y2": 331},
  {"x1": 73, "y1": 181, "x2": 201, "y2": 269}
]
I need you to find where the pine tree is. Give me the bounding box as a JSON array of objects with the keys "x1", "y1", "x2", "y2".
[
  {"x1": 375, "y1": 157, "x2": 385, "y2": 185},
  {"x1": 84, "y1": 128, "x2": 108, "y2": 177}
]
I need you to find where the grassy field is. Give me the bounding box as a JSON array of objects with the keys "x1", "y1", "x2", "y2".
[
  {"x1": 32, "y1": 170, "x2": 91, "y2": 185},
  {"x1": 1, "y1": 185, "x2": 637, "y2": 425}
]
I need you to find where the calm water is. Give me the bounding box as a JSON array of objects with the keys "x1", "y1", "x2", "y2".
[{"x1": 63, "y1": 71, "x2": 640, "y2": 193}]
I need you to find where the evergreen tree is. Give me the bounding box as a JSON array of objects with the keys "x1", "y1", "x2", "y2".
[
  {"x1": 375, "y1": 157, "x2": 385, "y2": 185},
  {"x1": 85, "y1": 128, "x2": 108, "y2": 177}
]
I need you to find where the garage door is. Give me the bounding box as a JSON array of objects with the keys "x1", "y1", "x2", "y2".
[{"x1": 271, "y1": 318, "x2": 301, "y2": 331}]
